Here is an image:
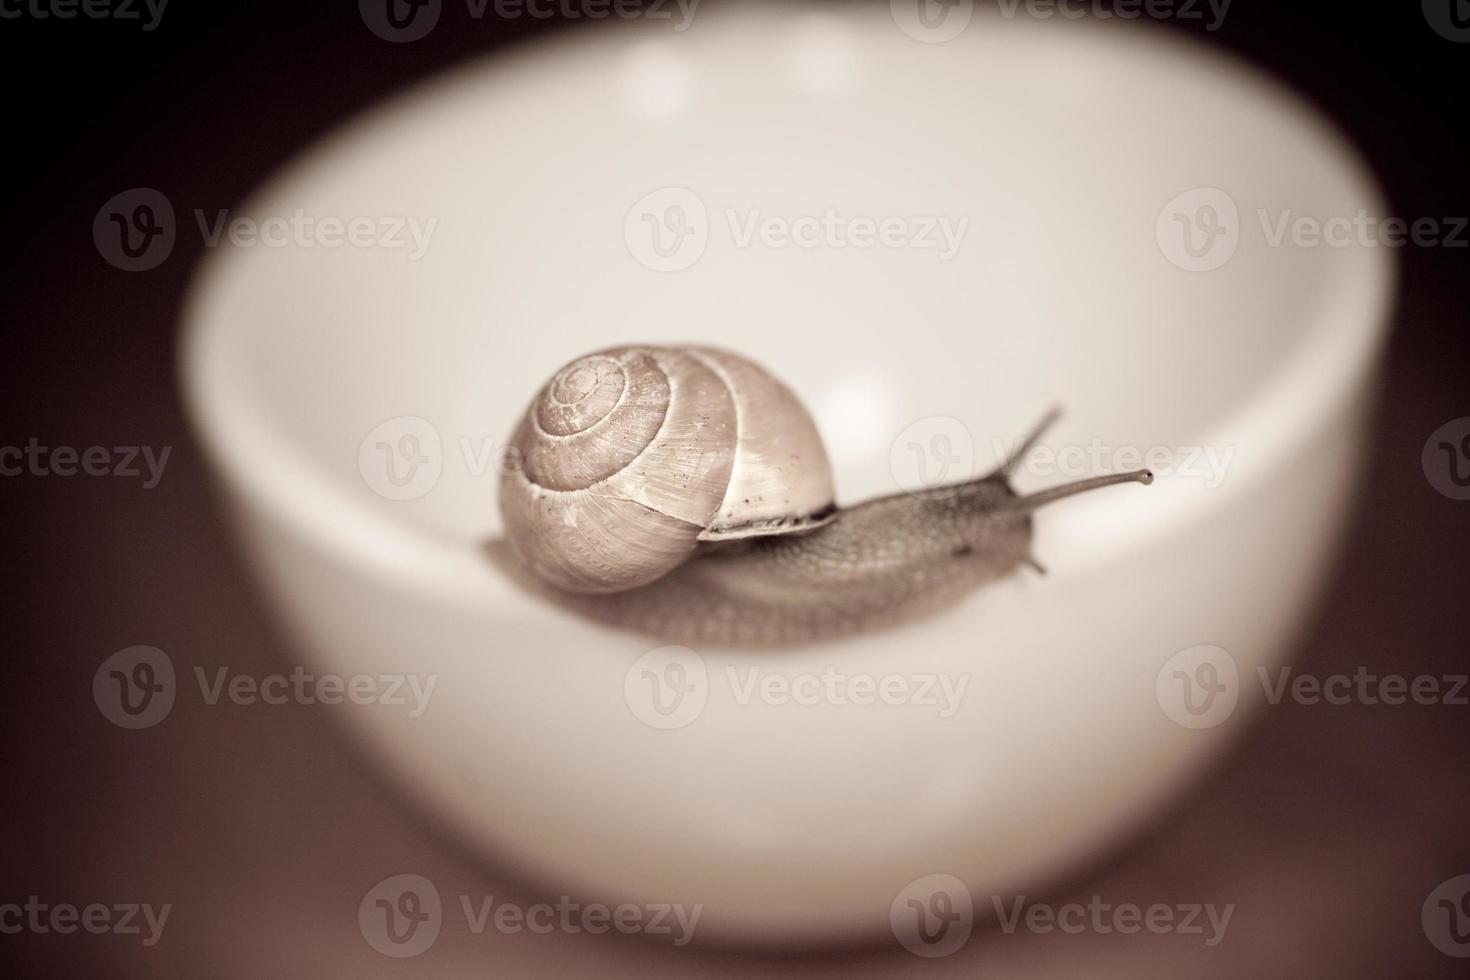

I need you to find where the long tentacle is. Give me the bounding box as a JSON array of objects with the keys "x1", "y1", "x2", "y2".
[{"x1": 1007, "y1": 469, "x2": 1154, "y2": 513}]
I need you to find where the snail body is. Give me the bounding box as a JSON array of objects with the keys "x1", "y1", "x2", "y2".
[{"x1": 496, "y1": 345, "x2": 1152, "y2": 645}]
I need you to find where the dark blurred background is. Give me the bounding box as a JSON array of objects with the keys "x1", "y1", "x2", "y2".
[{"x1": 3, "y1": 0, "x2": 1468, "y2": 976}]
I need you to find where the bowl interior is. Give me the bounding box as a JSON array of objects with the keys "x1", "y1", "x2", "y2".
[{"x1": 184, "y1": 0, "x2": 1389, "y2": 577}]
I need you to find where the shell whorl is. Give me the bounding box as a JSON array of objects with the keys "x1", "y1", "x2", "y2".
[{"x1": 500, "y1": 345, "x2": 835, "y2": 594}]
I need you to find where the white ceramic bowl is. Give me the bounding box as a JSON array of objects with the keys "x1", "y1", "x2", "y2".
[{"x1": 181, "y1": 0, "x2": 1392, "y2": 943}]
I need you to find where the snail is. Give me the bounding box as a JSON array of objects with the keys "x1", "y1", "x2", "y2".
[{"x1": 491, "y1": 345, "x2": 1152, "y2": 646}]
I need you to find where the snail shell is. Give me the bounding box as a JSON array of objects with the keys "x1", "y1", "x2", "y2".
[{"x1": 499, "y1": 346, "x2": 836, "y2": 593}]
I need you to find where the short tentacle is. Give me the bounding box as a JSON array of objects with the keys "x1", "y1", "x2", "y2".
[{"x1": 999, "y1": 405, "x2": 1063, "y2": 477}]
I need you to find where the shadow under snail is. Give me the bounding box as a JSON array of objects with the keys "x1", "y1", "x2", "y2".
[{"x1": 488, "y1": 345, "x2": 1152, "y2": 646}]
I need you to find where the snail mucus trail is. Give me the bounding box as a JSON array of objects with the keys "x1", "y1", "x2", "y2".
[{"x1": 490, "y1": 346, "x2": 1152, "y2": 647}]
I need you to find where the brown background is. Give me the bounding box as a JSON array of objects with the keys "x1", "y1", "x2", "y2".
[{"x1": 3, "y1": 0, "x2": 1469, "y2": 975}]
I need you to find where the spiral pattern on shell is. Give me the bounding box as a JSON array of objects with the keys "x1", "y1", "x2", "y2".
[{"x1": 499, "y1": 345, "x2": 836, "y2": 594}]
